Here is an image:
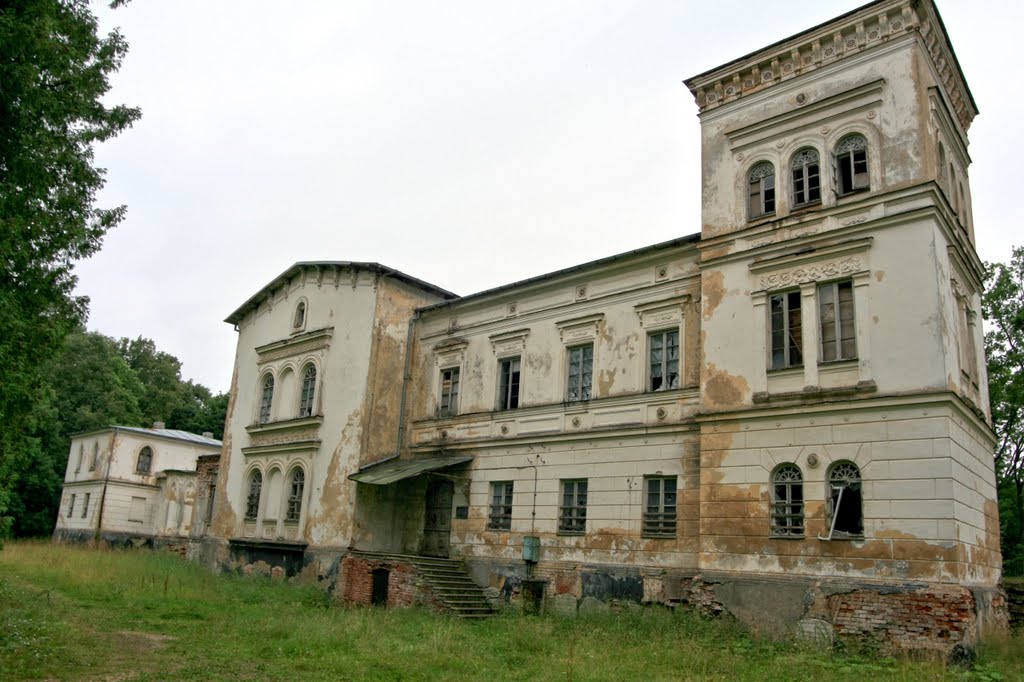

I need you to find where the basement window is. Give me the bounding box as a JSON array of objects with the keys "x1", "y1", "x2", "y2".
[
  {"x1": 771, "y1": 464, "x2": 804, "y2": 537},
  {"x1": 488, "y1": 481, "x2": 513, "y2": 530},
  {"x1": 826, "y1": 461, "x2": 863, "y2": 539},
  {"x1": 558, "y1": 479, "x2": 588, "y2": 535}
]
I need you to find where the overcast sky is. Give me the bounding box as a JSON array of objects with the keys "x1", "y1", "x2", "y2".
[{"x1": 81, "y1": 1, "x2": 1022, "y2": 394}]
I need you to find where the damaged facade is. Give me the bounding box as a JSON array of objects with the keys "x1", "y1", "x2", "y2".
[
  {"x1": 197, "y1": 0, "x2": 1004, "y2": 649},
  {"x1": 54, "y1": 424, "x2": 222, "y2": 550}
]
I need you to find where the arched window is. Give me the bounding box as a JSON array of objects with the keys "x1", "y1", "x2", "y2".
[
  {"x1": 299, "y1": 364, "x2": 317, "y2": 417},
  {"x1": 791, "y1": 148, "x2": 821, "y2": 208},
  {"x1": 835, "y1": 134, "x2": 869, "y2": 195},
  {"x1": 258, "y1": 374, "x2": 274, "y2": 424},
  {"x1": 89, "y1": 442, "x2": 99, "y2": 471},
  {"x1": 771, "y1": 464, "x2": 804, "y2": 536},
  {"x1": 245, "y1": 470, "x2": 263, "y2": 520},
  {"x1": 286, "y1": 469, "x2": 305, "y2": 522},
  {"x1": 136, "y1": 446, "x2": 153, "y2": 474},
  {"x1": 748, "y1": 162, "x2": 776, "y2": 219},
  {"x1": 827, "y1": 461, "x2": 863, "y2": 538},
  {"x1": 293, "y1": 301, "x2": 306, "y2": 329}
]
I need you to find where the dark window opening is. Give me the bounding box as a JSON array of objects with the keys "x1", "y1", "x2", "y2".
[
  {"x1": 835, "y1": 135, "x2": 869, "y2": 195},
  {"x1": 769, "y1": 291, "x2": 802, "y2": 369},
  {"x1": 828, "y1": 462, "x2": 863, "y2": 538},
  {"x1": 498, "y1": 357, "x2": 521, "y2": 410},
  {"x1": 649, "y1": 330, "x2": 680, "y2": 391},
  {"x1": 136, "y1": 446, "x2": 153, "y2": 474},
  {"x1": 371, "y1": 568, "x2": 390, "y2": 606},
  {"x1": 245, "y1": 471, "x2": 262, "y2": 521}
]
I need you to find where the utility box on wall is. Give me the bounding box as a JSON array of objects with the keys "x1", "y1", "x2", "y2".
[{"x1": 523, "y1": 536, "x2": 540, "y2": 563}]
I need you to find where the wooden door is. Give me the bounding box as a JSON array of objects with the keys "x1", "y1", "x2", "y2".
[{"x1": 422, "y1": 479, "x2": 453, "y2": 557}]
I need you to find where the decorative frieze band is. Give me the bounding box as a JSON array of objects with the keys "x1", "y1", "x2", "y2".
[{"x1": 759, "y1": 257, "x2": 862, "y2": 290}]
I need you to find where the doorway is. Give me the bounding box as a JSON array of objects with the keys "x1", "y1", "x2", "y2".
[
  {"x1": 371, "y1": 568, "x2": 390, "y2": 606},
  {"x1": 421, "y1": 478, "x2": 453, "y2": 557}
]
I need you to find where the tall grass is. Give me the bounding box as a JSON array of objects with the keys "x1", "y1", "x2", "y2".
[{"x1": 1, "y1": 541, "x2": 1020, "y2": 681}]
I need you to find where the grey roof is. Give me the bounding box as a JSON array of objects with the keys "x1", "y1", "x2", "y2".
[
  {"x1": 225, "y1": 261, "x2": 458, "y2": 325},
  {"x1": 349, "y1": 455, "x2": 473, "y2": 485},
  {"x1": 71, "y1": 425, "x2": 223, "y2": 447}
]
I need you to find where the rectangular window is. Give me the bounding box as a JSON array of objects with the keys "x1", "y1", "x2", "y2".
[
  {"x1": 648, "y1": 330, "x2": 680, "y2": 391},
  {"x1": 206, "y1": 484, "x2": 217, "y2": 526},
  {"x1": 488, "y1": 482, "x2": 513, "y2": 530},
  {"x1": 81, "y1": 492, "x2": 91, "y2": 519},
  {"x1": 643, "y1": 477, "x2": 677, "y2": 538},
  {"x1": 769, "y1": 291, "x2": 802, "y2": 369},
  {"x1": 818, "y1": 281, "x2": 856, "y2": 362},
  {"x1": 566, "y1": 345, "x2": 593, "y2": 402},
  {"x1": 498, "y1": 357, "x2": 521, "y2": 410},
  {"x1": 558, "y1": 479, "x2": 588, "y2": 534},
  {"x1": 68, "y1": 494, "x2": 76, "y2": 517},
  {"x1": 438, "y1": 367, "x2": 460, "y2": 417},
  {"x1": 128, "y1": 496, "x2": 147, "y2": 523}
]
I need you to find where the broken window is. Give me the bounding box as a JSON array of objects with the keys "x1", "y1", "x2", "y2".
[
  {"x1": 89, "y1": 442, "x2": 98, "y2": 471},
  {"x1": 827, "y1": 461, "x2": 863, "y2": 538},
  {"x1": 818, "y1": 281, "x2": 856, "y2": 362},
  {"x1": 82, "y1": 492, "x2": 90, "y2": 519},
  {"x1": 769, "y1": 291, "x2": 802, "y2": 369},
  {"x1": 558, "y1": 479, "x2": 588, "y2": 534},
  {"x1": 299, "y1": 364, "x2": 317, "y2": 417},
  {"x1": 498, "y1": 357, "x2": 521, "y2": 410},
  {"x1": 245, "y1": 470, "x2": 263, "y2": 521},
  {"x1": 293, "y1": 301, "x2": 306, "y2": 329},
  {"x1": 834, "y1": 134, "x2": 869, "y2": 195},
  {"x1": 438, "y1": 367, "x2": 460, "y2": 417},
  {"x1": 748, "y1": 162, "x2": 776, "y2": 219},
  {"x1": 771, "y1": 464, "x2": 804, "y2": 537},
  {"x1": 791, "y1": 148, "x2": 821, "y2": 208},
  {"x1": 68, "y1": 493, "x2": 76, "y2": 517},
  {"x1": 286, "y1": 469, "x2": 304, "y2": 522},
  {"x1": 258, "y1": 374, "x2": 274, "y2": 424},
  {"x1": 648, "y1": 330, "x2": 680, "y2": 391},
  {"x1": 567, "y1": 344, "x2": 593, "y2": 402},
  {"x1": 488, "y1": 481, "x2": 513, "y2": 530},
  {"x1": 136, "y1": 446, "x2": 153, "y2": 474},
  {"x1": 643, "y1": 476, "x2": 677, "y2": 538}
]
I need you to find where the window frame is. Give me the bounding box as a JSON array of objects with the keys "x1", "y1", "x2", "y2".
[
  {"x1": 770, "y1": 464, "x2": 805, "y2": 537},
  {"x1": 497, "y1": 356, "x2": 521, "y2": 411},
  {"x1": 566, "y1": 344, "x2": 594, "y2": 403},
  {"x1": 81, "y1": 492, "x2": 90, "y2": 519},
  {"x1": 258, "y1": 373, "x2": 274, "y2": 424},
  {"x1": 769, "y1": 290, "x2": 803, "y2": 370},
  {"x1": 245, "y1": 470, "x2": 263, "y2": 521},
  {"x1": 818, "y1": 280, "x2": 857, "y2": 363},
  {"x1": 558, "y1": 479, "x2": 588, "y2": 535},
  {"x1": 648, "y1": 328, "x2": 681, "y2": 392},
  {"x1": 68, "y1": 493, "x2": 76, "y2": 517},
  {"x1": 834, "y1": 134, "x2": 869, "y2": 196},
  {"x1": 642, "y1": 476, "x2": 678, "y2": 538},
  {"x1": 438, "y1": 366, "x2": 461, "y2": 418},
  {"x1": 747, "y1": 161, "x2": 776, "y2": 219},
  {"x1": 136, "y1": 446, "x2": 153, "y2": 475},
  {"x1": 826, "y1": 461, "x2": 863, "y2": 539},
  {"x1": 89, "y1": 442, "x2": 98, "y2": 471},
  {"x1": 292, "y1": 301, "x2": 307, "y2": 330},
  {"x1": 791, "y1": 148, "x2": 822, "y2": 208},
  {"x1": 285, "y1": 468, "x2": 305, "y2": 522},
  {"x1": 487, "y1": 481, "x2": 513, "y2": 531},
  {"x1": 298, "y1": 363, "x2": 317, "y2": 418}
]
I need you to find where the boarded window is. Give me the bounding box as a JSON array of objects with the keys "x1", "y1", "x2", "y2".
[
  {"x1": 769, "y1": 291, "x2": 802, "y2": 369},
  {"x1": 818, "y1": 281, "x2": 856, "y2": 362},
  {"x1": 245, "y1": 470, "x2": 263, "y2": 521},
  {"x1": 439, "y1": 367, "x2": 460, "y2": 417},
  {"x1": 286, "y1": 469, "x2": 304, "y2": 522},
  {"x1": 558, "y1": 479, "x2": 588, "y2": 535},
  {"x1": 827, "y1": 462, "x2": 863, "y2": 538},
  {"x1": 791, "y1": 148, "x2": 821, "y2": 207},
  {"x1": 748, "y1": 162, "x2": 776, "y2": 219},
  {"x1": 136, "y1": 446, "x2": 153, "y2": 474},
  {"x1": 648, "y1": 330, "x2": 680, "y2": 391},
  {"x1": 498, "y1": 357, "x2": 521, "y2": 410},
  {"x1": 566, "y1": 345, "x2": 593, "y2": 402},
  {"x1": 771, "y1": 464, "x2": 804, "y2": 537},
  {"x1": 488, "y1": 481, "x2": 513, "y2": 530},
  {"x1": 258, "y1": 374, "x2": 274, "y2": 424},
  {"x1": 643, "y1": 476, "x2": 677, "y2": 537},
  {"x1": 128, "y1": 496, "x2": 147, "y2": 523},
  {"x1": 299, "y1": 364, "x2": 317, "y2": 417}
]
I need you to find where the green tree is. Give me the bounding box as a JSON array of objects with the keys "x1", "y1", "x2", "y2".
[
  {"x1": 167, "y1": 381, "x2": 229, "y2": 440},
  {"x1": 117, "y1": 336, "x2": 187, "y2": 426},
  {"x1": 0, "y1": 1, "x2": 140, "y2": 539},
  {"x1": 983, "y1": 246, "x2": 1024, "y2": 574}
]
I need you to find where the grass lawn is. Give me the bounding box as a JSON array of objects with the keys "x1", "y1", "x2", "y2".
[{"x1": 0, "y1": 541, "x2": 1020, "y2": 681}]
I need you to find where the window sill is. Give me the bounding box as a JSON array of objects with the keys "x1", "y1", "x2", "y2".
[
  {"x1": 557, "y1": 530, "x2": 585, "y2": 537},
  {"x1": 770, "y1": 534, "x2": 805, "y2": 540},
  {"x1": 247, "y1": 414, "x2": 323, "y2": 434},
  {"x1": 819, "y1": 358, "x2": 858, "y2": 368},
  {"x1": 767, "y1": 365, "x2": 803, "y2": 376},
  {"x1": 486, "y1": 526, "x2": 511, "y2": 533},
  {"x1": 641, "y1": 534, "x2": 677, "y2": 540}
]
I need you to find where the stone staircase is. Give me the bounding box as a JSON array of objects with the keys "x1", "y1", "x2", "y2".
[{"x1": 350, "y1": 551, "x2": 496, "y2": 619}]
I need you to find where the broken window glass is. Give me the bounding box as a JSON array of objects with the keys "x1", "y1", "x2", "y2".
[{"x1": 827, "y1": 461, "x2": 863, "y2": 538}]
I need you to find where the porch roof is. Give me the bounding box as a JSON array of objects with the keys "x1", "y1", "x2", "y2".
[{"x1": 348, "y1": 455, "x2": 473, "y2": 485}]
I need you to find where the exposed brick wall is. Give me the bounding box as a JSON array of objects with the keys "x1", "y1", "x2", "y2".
[
  {"x1": 828, "y1": 586, "x2": 975, "y2": 650},
  {"x1": 339, "y1": 555, "x2": 422, "y2": 608}
]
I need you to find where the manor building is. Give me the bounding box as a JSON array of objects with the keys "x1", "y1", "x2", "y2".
[{"x1": 199, "y1": 0, "x2": 1003, "y2": 648}]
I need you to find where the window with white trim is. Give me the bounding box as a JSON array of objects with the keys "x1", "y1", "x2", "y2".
[
  {"x1": 769, "y1": 291, "x2": 802, "y2": 369},
  {"x1": 748, "y1": 162, "x2": 776, "y2": 219},
  {"x1": 566, "y1": 344, "x2": 593, "y2": 402},
  {"x1": 771, "y1": 464, "x2": 804, "y2": 537},
  {"x1": 648, "y1": 330, "x2": 680, "y2": 391},
  {"x1": 558, "y1": 479, "x2": 587, "y2": 535},
  {"x1": 791, "y1": 148, "x2": 821, "y2": 208},
  {"x1": 439, "y1": 367, "x2": 460, "y2": 417},
  {"x1": 643, "y1": 476, "x2": 677, "y2": 538},
  {"x1": 818, "y1": 281, "x2": 856, "y2": 362}
]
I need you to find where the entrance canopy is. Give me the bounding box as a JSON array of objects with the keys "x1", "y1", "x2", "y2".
[{"x1": 348, "y1": 455, "x2": 473, "y2": 485}]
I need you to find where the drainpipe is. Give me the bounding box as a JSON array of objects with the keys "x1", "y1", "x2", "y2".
[{"x1": 94, "y1": 428, "x2": 117, "y2": 543}]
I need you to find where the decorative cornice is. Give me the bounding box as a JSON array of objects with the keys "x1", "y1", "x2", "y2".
[{"x1": 255, "y1": 327, "x2": 332, "y2": 364}]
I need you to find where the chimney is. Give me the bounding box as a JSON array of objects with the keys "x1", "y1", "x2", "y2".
[
  {"x1": 202, "y1": 432, "x2": 214, "y2": 439},
  {"x1": 153, "y1": 421, "x2": 165, "y2": 429}
]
